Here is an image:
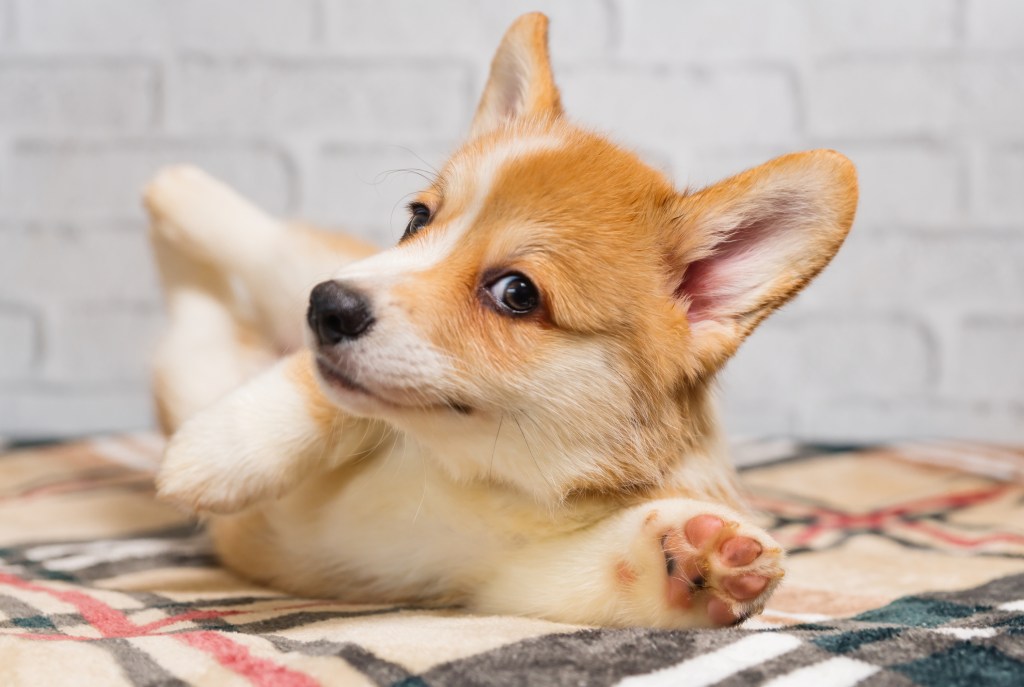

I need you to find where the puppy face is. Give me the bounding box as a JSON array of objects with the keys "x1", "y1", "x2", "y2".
[
  {"x1": 308, "y1": 15, "x2": 858, "y2": 501},
  {"x1": 311, "y1": 119, "x2": 694, "y2": 496}
]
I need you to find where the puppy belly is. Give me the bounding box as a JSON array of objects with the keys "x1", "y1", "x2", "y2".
[{"x1": 207, "y1": 455, "x2": 518, "y2": 603}]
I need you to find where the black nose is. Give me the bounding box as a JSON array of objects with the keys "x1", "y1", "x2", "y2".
[{"x1": 307, "y1": 280, "x2": 374, "y2": 346}]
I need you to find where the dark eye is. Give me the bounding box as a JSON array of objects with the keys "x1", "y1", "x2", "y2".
[
  {"x1": 487, "y1": 273, "x2": 539, "y2": 314},
  {"x1": 402, "y1": 202, "x2": 431, "y2": 241}
]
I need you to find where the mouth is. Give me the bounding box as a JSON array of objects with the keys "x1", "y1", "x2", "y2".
[
  {"x1": 314, "y1": 355, "x2": 472, "y2": 415},
  {"x1": 315, "y1": 355, "x2": 375, "y2": 398}
]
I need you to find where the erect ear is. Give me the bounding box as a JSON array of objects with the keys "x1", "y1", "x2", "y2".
[
  {"x1": 670, "y1": 150, "x2": 858, "y2": 372},
  {"x1": 469, "y1": 12, "x2": 563, "y2": 138}
]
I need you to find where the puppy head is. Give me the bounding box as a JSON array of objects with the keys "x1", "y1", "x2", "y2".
[{"x1": 308, "y1": 14, "x2": 858, "y2": 501}]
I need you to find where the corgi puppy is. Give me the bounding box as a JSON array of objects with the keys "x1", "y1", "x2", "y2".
[{"x1": 146, "y1": 13, "x2": 857, "y2": 629}]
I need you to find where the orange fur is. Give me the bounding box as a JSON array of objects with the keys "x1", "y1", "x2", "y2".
[
  {"x1": 285, "y1": 349, "x2": 346, "y2": 434},
  {"x1": 470, "y1": 12, "x2": 563, "y2": 138}
]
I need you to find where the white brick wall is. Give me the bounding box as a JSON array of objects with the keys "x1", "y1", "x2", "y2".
[
  {"x1": 1, "y1": 0, "x2": 1022, "y2": 442},
  {"x1": 16, "y1": 0, "x2": 322, "y2": 52},
  {"x1": 0, "y1": 61, "x2": 157, "y2": 132},
  {"x1": 0, "y1": 306, "x2": 37, "y2": 380}
]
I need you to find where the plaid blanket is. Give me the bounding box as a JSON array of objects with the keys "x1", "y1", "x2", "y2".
[{"x1": 1, "y1": 436, "x2": 1022, "y2": 686}]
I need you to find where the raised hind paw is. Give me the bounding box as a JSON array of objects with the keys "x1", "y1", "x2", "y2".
[{"x1": 144, "y1": 164, "x2": 284, "y2": 267}]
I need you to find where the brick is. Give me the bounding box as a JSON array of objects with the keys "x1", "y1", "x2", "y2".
[
  {"x1": 797, "y1": 318, "x2": 935, "y2": 398},
  {"x1": 5, "y1": 141, "x2": 292, "y2": 220},
  {"x1": 324, "y1": 0, "x2": 611, "y2": 61},
  {"x1": 845, "y1": 145, "x2": 961, "y2": 228},
  {"x1": 560, "y1": 67, "x2": 798, "y2": 151},
  {"x1": 16, "y1": 0, "x2": 317, "y2": 52},
  {"x1": 304, "y1": 143, "x2": 453, "y2": 244},
  {"x1": 796, "y1": 234, "x2": 1024, "y2": 311},
  {"x1": 619, "y1": 0, "x2": 806, "y2": 63},
  {"x1": 0, "y1": 226, "x2": 160, "y2": 305},
  {"x1": 0, "y1": 308, "x2": 37, "y2": 380},
  {"x1": 720, "y1": 317, "x2": 934, "y2": 401},
  {"x1": 963, "y1": 62, "x2": 1024, "y2": 139},
  {"x1": 797, "y1": 401, "x2": 1024, "y2": 443},
  {"x1": 966, "y1": 0, "x2": 1024, "y2": 51},
  {"x1": 807, "y1": 0, "x2": 957, "y2": 54},
  {"x1": 949, "y1": 318, "x2": 1024, "y2": 402},
  {"x1": 973, "y1": 145, "x2": 1024, "y2": 224},
  {"x1": 0, "y1": 1, "x2": 11, "y2": 44},
  {"x1": 173, "y1": 58, "x2": 471, "y2": 139},
  {"x1": 42, "y1": 305, "x2": 163, "y2": 384},
  {"x1": 0, "y1": 387, "x2": 154, "y2": 439},
  {"x1": 806, "y1": 61, "x2": 957, "y2": 139},
  {"x1": 0, "y1": 61, "x2": 155, "y2": 133}
]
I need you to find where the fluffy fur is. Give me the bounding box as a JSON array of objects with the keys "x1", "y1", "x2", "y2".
[{"x1": 147, "y1": 13, "x2": 858, "y2": 629}]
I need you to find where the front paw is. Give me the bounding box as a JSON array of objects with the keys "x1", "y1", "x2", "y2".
[
  {"x1": 156, "y1": 431, "x2": 256, "y2": 515},
  {"x1": 627, "y1": 503, "x2": 784, "y2": 628},
  {"x1": 658, "y1": 511, "x2": 784, "y2": 626}
]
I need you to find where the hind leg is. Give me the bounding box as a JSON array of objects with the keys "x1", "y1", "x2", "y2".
[
  {"x1": 145, "y1": 165, "x2": 376, "y2": 432},
  {"x1": 149, "y1": 221, "x2": 277, "y2": 433}
]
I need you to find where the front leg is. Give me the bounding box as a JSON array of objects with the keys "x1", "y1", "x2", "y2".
[
  {"x1": 157, "y1": 350, "x2": 384, "y2": 514},
  {"x1": 472, "y1": 498, "x2": 784, "y2": 628}
]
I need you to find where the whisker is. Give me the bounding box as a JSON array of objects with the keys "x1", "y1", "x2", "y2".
[
  {"x1": 488, "y1": 414, "x2": 505, "y2": 483},
  {"x1": 512, "y1": 413, "x2": 558, "y2": 497},
  {"x1": 373, "y1": 429, "x2": 403, "y2": 479},
  {"x1": 413, "y1": 443, "x2": 428, "y2": 524},
  {"x1": 388, "y1": 144, "x2": 442, "y2": 177},
  {"x1": 316, "y1": 406, "x2": 343, "y2": 469},
  {"x1": 355, "y1": 420, "x2": 393, "y2": 462},
  {"x1": 373, "y1": 167, "x2": 437, "y2": 186}
]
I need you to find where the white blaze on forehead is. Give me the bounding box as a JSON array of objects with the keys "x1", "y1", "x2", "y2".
[
  {"x1": 337, "y1": 132, "x2": 568, "y2": 283},
  {"x1": 448, "y1": 132, "x2": 567, "y2": 235},
  {"x1": 332, "y1": 227, "x2": 462, "y2": 283}
]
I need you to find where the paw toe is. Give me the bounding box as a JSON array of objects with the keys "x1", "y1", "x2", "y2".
[
  {"x1": 684, "y1": 514, "x2": 724, "y2": 548},
  {"x1": 723, "y1": 573, "x2": 769, "y2": 600},
  {"x1": 719, "y1": 535, "x2": 763, "y2": 567}
]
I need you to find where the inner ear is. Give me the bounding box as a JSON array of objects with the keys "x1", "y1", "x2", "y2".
[
  {"x1": 469, "y1": 13, "x2": 563, "y2": 138},
  {"x1": 670, "y1": 150, "x2": 858, "y2": 366},
  {"x1": 677, "y1": 193, "x2": 811, "y2": 325}
]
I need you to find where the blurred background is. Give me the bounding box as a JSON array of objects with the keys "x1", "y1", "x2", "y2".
[{"x1": 0, "y1": 0, "x2": 1021, "y2": 443}]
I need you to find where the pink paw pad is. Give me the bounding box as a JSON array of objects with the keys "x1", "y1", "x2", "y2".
[{"x1": 662, "y1": 514, "x2": 780, "y2": 627}]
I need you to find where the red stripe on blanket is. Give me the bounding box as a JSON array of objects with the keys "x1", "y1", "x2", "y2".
[
  {"x1": 177, "y1": 631, "x2": 319, "y2": 687},
  {"x1": 0, "y1": 572, "x2": 136, "y2": 636},
  {"x1": 135, "y1": 608, "x2": 245, "y2": 633},
  {"x1": 901, "y1": 519, "x2": 1024, "y2": 548},
  {"x1": 768, "y1": 485, "x2": 1024, "y2": 548},
  {"x1": 0, "y1": 573, "x2": 318, "y2": 686}
]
